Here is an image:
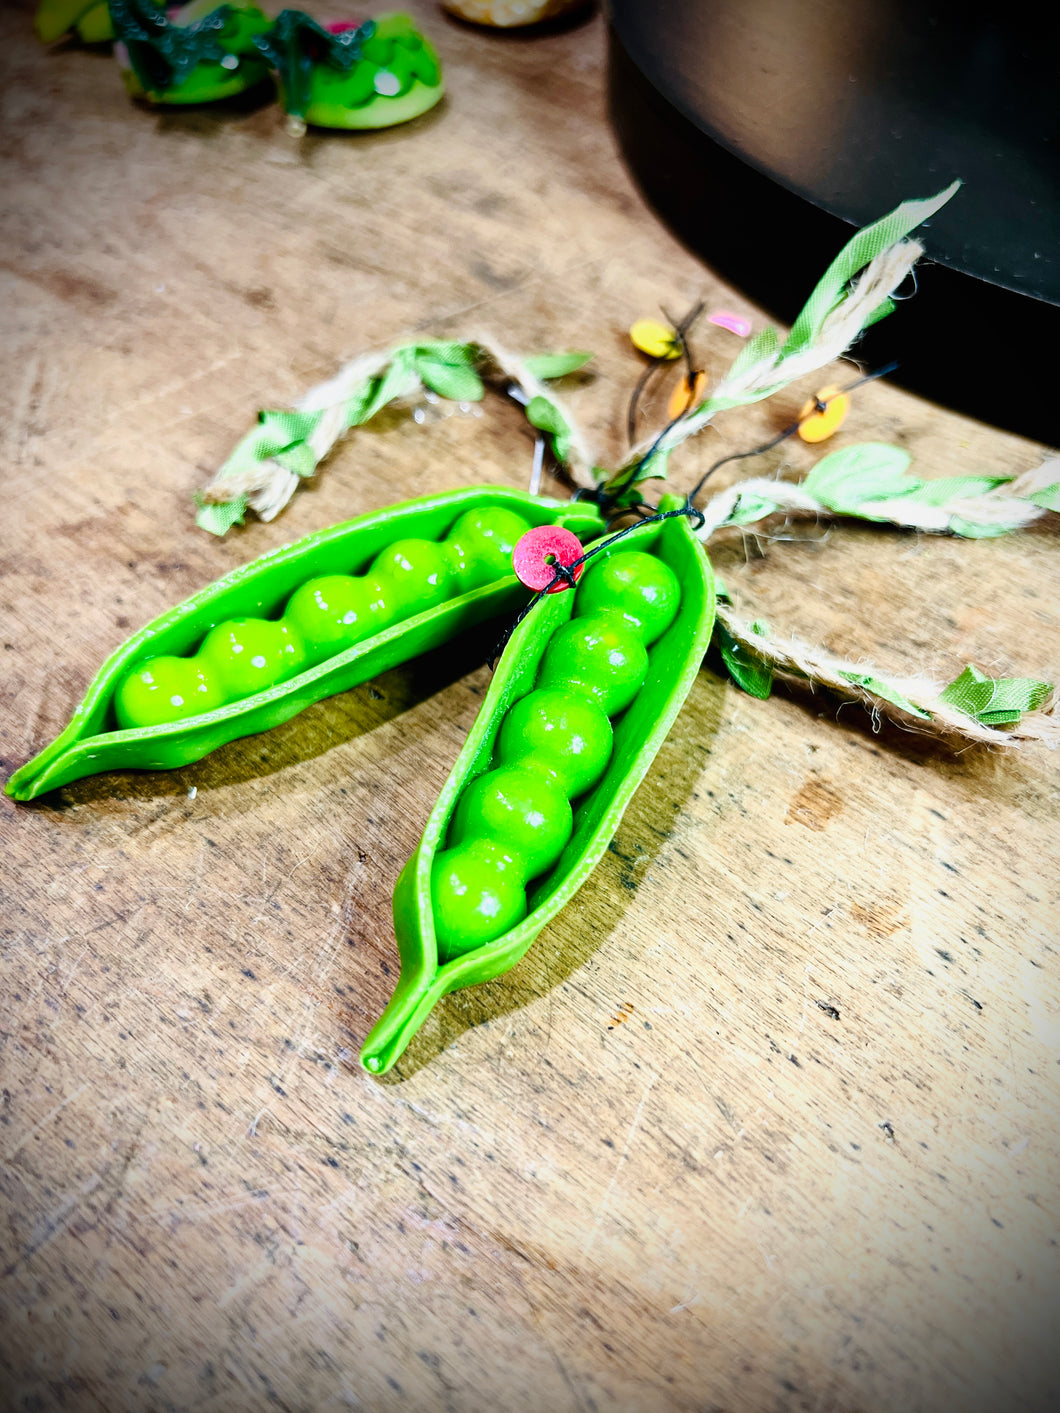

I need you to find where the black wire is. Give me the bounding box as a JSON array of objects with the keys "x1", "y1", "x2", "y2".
[
  {"x1": 487, "y1": 501, "x2": 705, "y2": 668},
  {"x1": 625, "y1": 359, "x2": 662, "y2": 448},
  {"x1": 625, "y1": 300, "x2": 707, "y2": 449},
  {"x1": 683, "y1": 360, "x2": 900, "y2": 508},
  {"x1": 663, "y1": 301, "x2": 704, "y2": 397},
  {"x1": 493, "y1": 359, "x2": 900, "y2": 666}
]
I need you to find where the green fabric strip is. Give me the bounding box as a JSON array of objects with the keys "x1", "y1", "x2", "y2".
[
  {"x1": 345, "y1": 348, "x2": 416, "y2": 427},
  {"x1": 413, "y1": 340, "x2": 479, "y2": 367},
  {"x1": 781, "y1": 182, "x2": 961, "y2": 360},
  {"x1": 839, "y1": 672, "x2": 931, "y2": 719},
  {"x1": 803, "y1": 443, "x2": 916, "y2": 515},
  {"x1": 1028, "y1": 483, "x2": 1060, "y2": 512},
  {"x1": 717, "y1": 619, "x2": 773, "y2": 699},
  {"x1": 902, "y1": 475, "x2": 1011, "y2": 506},
  {"x1": 523, "y1": 351, "x2": 593, "y2": 379},
  {"x1": 720, "y1": 327, "x2": 781, "y2": 384},
  {"x1": 195, "y1": 494, "x2": 249, "y2": 537},
  {"x1": 940, "y1": 665, "x2": 1052, "y2": 723},
  {"x1": 415, "y1": 357, "x2": 484, "y2": 402},
  {"x1": 526, "y1": 395, "x2": 573, "y2": 464},
  {"x1": 726, "y1": 491, "x2": 782, "y2": 525},
  {"x1": 215, "y1": 408, "x2": 322, "y2": 481}
]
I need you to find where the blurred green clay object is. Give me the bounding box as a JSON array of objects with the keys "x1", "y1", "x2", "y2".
[
  {"x1": 255, "y1": 11, "x2": 444, "y2": 130},
  {"x1": 35, "y1": 0, "x2": 114, "y2": 43},
  {"x1": 105, "y1": 2, "x2": 443, "y2": 124},
  {"x1": 111, "y1": 0, "x2": 274, "y2": 104},
  {"x1": 6, "y1": 488, "x2": 603, "y2": 803},
  {"x1": 360, "y1": 499, "x2": 716, "y2": 1076},
  {"x1": 75, "y1": 1, "x2": 115, "y2": 41}
]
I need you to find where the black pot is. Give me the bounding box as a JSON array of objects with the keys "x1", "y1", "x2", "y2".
[{"x1": 609, "y1": 0, "x2": 1059, "y2": 444}]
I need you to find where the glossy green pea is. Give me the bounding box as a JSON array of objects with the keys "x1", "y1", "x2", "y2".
[
  {"x1": 371, "y1": 538, "x2": 456, "y2": 614},
  {"x1": 199, "y1": 618, "x2": 308, "y2": 698},
  {"x1": 362, "y1": 503, "x2": 717, "y2": 1075},
  {"x1": 451, "y1": 765, "x2": 573, "y2": 882},
  {"x1": 7, "y1": 488, "x2": 604, "y2": 801},
  {"x1": 575, "y1": 550, "x2": 680, "y2": 644},
  {"x1": 446, "y1": 507, "x2": 537, "y2": 595},
  {"x1": 431, "y1": 839, "x2": 528, "y2": 963},
  {"x1": 537, "y1": 613, "x2": 649, "y2": 716},
  {"x1": 496, "y1": 688, "x2": 613, "y2": 799},
  {"x1": 115, "y1": 658, "x2": 225, "y2": 730},
  {"x1": 284, "y1": 574, "x2": 395, "y2": 667}
]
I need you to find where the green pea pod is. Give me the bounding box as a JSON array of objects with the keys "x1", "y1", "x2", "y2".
[
  {"x1": 7, "y1": 488, "x2": 603, "y2": 802},
  {"x1": 361, "y1": 498, "x2": 716, "y2": 1075}
]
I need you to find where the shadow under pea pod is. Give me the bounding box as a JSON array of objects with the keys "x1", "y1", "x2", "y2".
[{"x1": 6, "y1": 487, "x2": 604, "y2": 805}]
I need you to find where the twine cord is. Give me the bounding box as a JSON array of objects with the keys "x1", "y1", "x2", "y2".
[
  {"x1": 715, "y1": 599, "x2": 1058, "y2": 749},
  {"x1": 197, "y1": 335, "x2": 598, "y2": 526}
]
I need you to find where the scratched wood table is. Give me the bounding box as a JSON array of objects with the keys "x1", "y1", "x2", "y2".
[{"x1": 2, "y1": 3, "x2": 1058, "y2": 1410}]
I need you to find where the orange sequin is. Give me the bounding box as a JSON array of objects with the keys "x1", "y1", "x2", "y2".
[{"x1": 667, "y1": 370, "x2": 708, "y2": 421}]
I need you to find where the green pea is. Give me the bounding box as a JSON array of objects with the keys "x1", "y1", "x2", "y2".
[
  {"x1": 371, "y1": 538, "x2": 456, "y2": 616},
  {"x1": 496, "y1": 687, "x2": 613, "y2": 798},
  {"x1": 432, "y1": 839, "x2": 527, "y2": 961},
  {"x1": 198, "y1": 618, "x2": 307, "y2": 699},
  {"x1": 450, "y1": 765, "x2": 573, "y2": 882},
  {"x1": 537, "y1": 613, "x2": 648, "y2": 716},
  {"x1": 575, "y1": 550, "x2": 681, "y2": 645},
  {"x1": 285, "y1": 574, "x2": 396, "y2": 666},
  {"x1": 115, "y1": 657, "x2": 225, "y2": 730},
  {"x1": 445, "y1": 507, "x2": 533, "y2": 594}
]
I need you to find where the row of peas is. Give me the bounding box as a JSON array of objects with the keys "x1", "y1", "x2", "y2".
[
  {"x1": 431, "y1": 547, "x2": 683, "y2": 961},
  {"x1": 115, "y1": 506, "x2": 535, "y2": 730}
]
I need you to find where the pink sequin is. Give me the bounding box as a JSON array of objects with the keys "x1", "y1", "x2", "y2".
[
  {"x1": 708, "y1": 311, "x2": 752, "y2": 338},
  {"x1": 513, "y1": 526, "x2": 585, "y2": 594}
]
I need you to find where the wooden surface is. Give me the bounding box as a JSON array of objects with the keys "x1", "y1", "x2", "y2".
[{"x1": 2, "y1": 4, "x2": 1059, "y2": 1409}]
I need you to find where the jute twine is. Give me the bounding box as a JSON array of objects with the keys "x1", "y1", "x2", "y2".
[{"x1": 715, "y1": 601, "x2": 1057, "y2": 749}]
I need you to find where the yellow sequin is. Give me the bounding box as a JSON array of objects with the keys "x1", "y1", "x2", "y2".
[
  {"x1": 630, "y1": 318, "x2": 681, "y2": 360},
  {"x1": 797, "y1": 384, "x2": 850, "y2": 443}
]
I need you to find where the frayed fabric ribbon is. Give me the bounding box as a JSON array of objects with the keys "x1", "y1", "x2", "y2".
[
  {"x1": 695, "y1": 450, "x2": 1060, "y2": 542},
  {"x1": 195, "y1": 339, "x2": 593, "y2": 535},
  {"x1": 197, "y1": 184, "x2": 962, "y2": 531}
]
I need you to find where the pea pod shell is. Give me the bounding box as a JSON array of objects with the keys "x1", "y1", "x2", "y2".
[
  {"x1": 7, "y1": 488, "x2": 603, "y2": 802},
  {"x1": 361, "y1": 506, "x2": 716, "y2": 1075}
]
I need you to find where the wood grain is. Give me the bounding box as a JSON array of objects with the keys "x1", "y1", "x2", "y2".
[{"x1": 1, "y1": 3, "x2": 1058, "y2": 1410}]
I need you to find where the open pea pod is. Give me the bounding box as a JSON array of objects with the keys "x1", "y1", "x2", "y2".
[
  {"x1": 7, "y1": 488, "x2": 603, "y2": 802},
  {"x1": 361, "y1": 499, "x2": 716, "y2": 1075}
]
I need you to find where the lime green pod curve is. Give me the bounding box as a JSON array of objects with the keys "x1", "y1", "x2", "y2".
[
  {"x1": 6, "y1": 488, "x2": 603, "y2": 803},
  {"x1": 361, "y1": 500, "x2": 716, "y2": 1075}
]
